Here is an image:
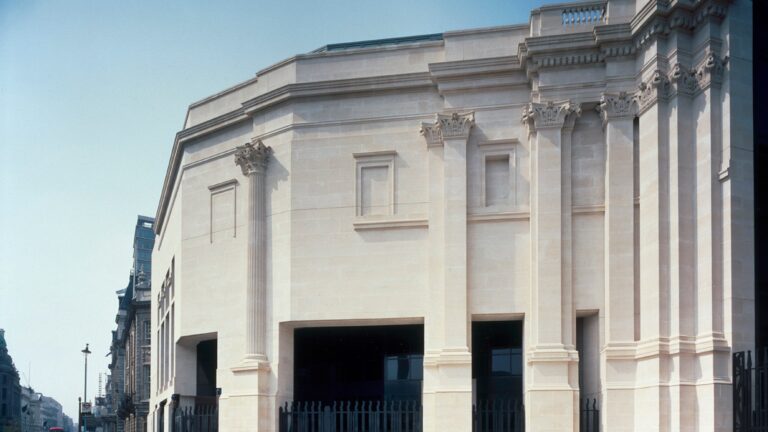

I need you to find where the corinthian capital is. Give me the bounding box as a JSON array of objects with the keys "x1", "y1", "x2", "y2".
[
  {"x1": 437, "y1": 112, "x2": 475, "y2": 139},
  {"x1": 598, "y1": 92, "x2": 638, "y2": 125},
  {"x1": 420, "y1": 112, "x2": 475, "y2": 146},
  {"x1": 521, "y1": 100, "x2": 581, "y2": 133},
  {"x1": 694, "y1": 52, "x2": 728, "y2": 92},
  {"x1": 419, "y1": 122, "x2": 443, "y2": 147},
  {"x1": 234, "y1": 139, "x2": 272, "y2": 176},
  {"x1": 634, "y1": 70, "x2": 669, "y2": 115}
]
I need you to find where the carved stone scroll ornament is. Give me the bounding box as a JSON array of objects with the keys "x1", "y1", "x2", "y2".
[
  {"x1": 695, "y1": 53, "x2": 728, "y2": 91},
  {"x1": 669, "y1": 63, "x2": 698, "y2": 97},
  {"x1": 521, "y1": 100, "x2": 581, "y2": 133},
  {"x1": 634, "y1": 70, "x2": 670, "y2": 114},
  {"x1": 234, "y1": 139, "x2": 272, "y2": 176},
  {"x1": 598, "y1": 92, "x2": 638, "y2": 126}
]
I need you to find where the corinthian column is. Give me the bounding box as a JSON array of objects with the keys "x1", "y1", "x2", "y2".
[
  {"x1": 234, "y1": 139, "x2": 272, "y2": 363},
  {"x1": 521, "y1": 100, "x2": 581, "y2": 432}
]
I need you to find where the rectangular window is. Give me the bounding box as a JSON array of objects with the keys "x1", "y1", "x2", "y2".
[
  {"x1": 478, "y1": 140, "x2": 518, "y2": 210},
  {"x1": 156, "y1": 329, "x2": 161, "y2": 393},
  {"x1": 170, "y1": 304, "x2": 175, "y2": 385},
  {"x1": 354, "y1": 151, "x2": 396, "y2": 217},
  {"x1": 143, "y1": 365, "x2": 151, "y2": 400},
  {"x1": 485, "y1": 155, "x2": 511, "y2": 206},
  {"x1": 361, "y1": 166, "x2": 389, "y2": 216},
  {"x1": 209, "y1": 180, "x2": 238, "y2": 243}
]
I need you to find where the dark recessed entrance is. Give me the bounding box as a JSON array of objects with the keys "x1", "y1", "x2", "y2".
[
  {"x1": 294, "y1": 324, "x2": 424, "y2": 403},
  {"x1": 472, "y1": 321, "x2": 523, "y2": 402}
]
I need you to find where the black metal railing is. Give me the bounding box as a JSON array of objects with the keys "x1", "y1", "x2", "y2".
[
  {"x1": 173, "y1": 404, "x2": 218, "y2": 432},
  {"x1": 734, "y1": 349, "x2": 768, "y2": 431},
  {"x1": 580, "y1": 398, "x2": 599, "y2": 432},
  {"x1": 279, "y1": 400, "x2": 422, "y2": 432},
  {"x1": 472, "y1": 400, "x2": 524, "y2": 432}
]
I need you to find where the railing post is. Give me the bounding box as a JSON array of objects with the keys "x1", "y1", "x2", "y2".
[{"x1": 170, "y1": 394, "x2": 179, "y2": 432}]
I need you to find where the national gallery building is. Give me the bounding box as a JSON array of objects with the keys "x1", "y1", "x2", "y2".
[{"x1": 149, "y1": 0, "x2": 754, "y2": 430}]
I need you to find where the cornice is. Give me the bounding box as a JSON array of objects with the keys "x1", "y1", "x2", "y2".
[
  {"x1": 428, "y1": 56, "x2": 527, "y2": 94},
  {"x1": 188, "y1": 76, "x2": 259, "y2": 110},
  {"x1": 257, "y1": 40, "x2": 445, "y2": 77},
  {"x1": 443, "y1": 23, "x2": 528, "y2": 37},
  {"x1": 427, "y1": 56, "x2": 521, "y2": 79},
  {"x1": 241, "y1": 72, "x2": 433, "y2": 115},
  {"x1": 524, "y1": 31, "x2": 595, "y2": 52},
  {"x1": 523, "y1": 24, "x2": 635, "y2": 72},
  {"x1": 630, "y1": 0, "x2": 730, "y2": 51}
]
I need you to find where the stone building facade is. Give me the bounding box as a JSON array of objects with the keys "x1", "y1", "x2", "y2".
[
  {"x1": 109, "y1": 217, "x2": 155, "y2": 432},
  {"x1": 149, "y1": 0, "x2": 754, "y2": 430},
  {"x1": 0, "y1": 330, "x2": 21, "y2": 432}
]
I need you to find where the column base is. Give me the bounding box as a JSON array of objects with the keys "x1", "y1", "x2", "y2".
[
  {"x1": 526, "y1": 346, "x2": 579, "y2": 432},
  {"x1": 601, "y1": 341, "x2": 637, "y2": 432},
  {"x1": 422, "y1": 348, "x2": 472, "y2": 432},
  {"x1": 226, "y1": 359, "x2": 273, "y2": 431}
]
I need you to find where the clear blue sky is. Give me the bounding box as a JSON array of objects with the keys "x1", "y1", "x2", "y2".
[{"x1": 0, "y1": 0, "x2": 553, "y2": 420}]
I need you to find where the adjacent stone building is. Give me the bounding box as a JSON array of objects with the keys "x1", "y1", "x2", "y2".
[
  {"x1": 109, "y1": 216, "x2": 155, "y2": 432},
  {"x1": 0, "y1": 330, "x2": 21, "y2": 432},
  {"x1": 149, "y1": 0, "x2": 754, "y2": 430}
]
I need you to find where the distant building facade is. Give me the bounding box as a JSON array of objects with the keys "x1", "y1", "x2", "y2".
[
  {"x1": 0, "y1": 330, "x2": 21, "y2": 432},
  {"x1": 39, "y1": 396, "x2": 62, "y2": 431},
  {"x1": 149, "y1": 0, "x2": 754, "y2": 431},
  {"x1": 108, "y1": 217, "x2": 155, "y2": 432},
  {"x1": 19, "y1": 387, "x2": 69, "y2": 432},
  {"x1": 20, "y1": 387, "x2": 42, "y2": 432}
]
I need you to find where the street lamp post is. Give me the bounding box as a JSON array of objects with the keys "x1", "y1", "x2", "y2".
[{"x1": 81, "y1": 343, "x2": 91, "y2": 432}]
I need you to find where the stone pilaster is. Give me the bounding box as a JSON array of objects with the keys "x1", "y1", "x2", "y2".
[
  {"x1": 231, "y1": 138, "x2": 273, "y2": 432},
  {"x1": 666, "y1": 63, "x2": 699, "y2": 432},
  {"x1": 521, "y1": 100, "x2": 581, "y2": 432},
  {"x1": 692, "y1": 51, "x2": 731, "y2": 432},
  {"x1": 420, "y1": 112, "x2": 474, "y2": 432},
  {"x1": 598, "y1": 92, "x2": 638, "y2": 431},
  {"x1": 634, "y1": 70, "x2": 671, "y2": 432}
]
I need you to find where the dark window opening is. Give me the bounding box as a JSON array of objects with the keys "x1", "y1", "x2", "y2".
[
  {"x1": 196, "y1": 339, "x2": 217, "y2": 399},
  {"x1": 294, "y1": 324, "x2": 423, "y2": 403},
  {"x1": 472, "y1": 321, "x2": 523, "y2": 402}
]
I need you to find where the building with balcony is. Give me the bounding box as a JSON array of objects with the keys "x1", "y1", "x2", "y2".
[{"x1": 149, "y1": 0, "x2": 754, "y2": 430}]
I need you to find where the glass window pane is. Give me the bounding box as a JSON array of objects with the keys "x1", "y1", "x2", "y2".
[
  {"x1": 410, "y1": 357, "x2": 423, "y2": 380},
  {"x1": 385, "y1": 357, "x2": 398, "y2": 380},
  {"x1": 491, "y1": 348, "x2": 512, "y2": 375}
]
